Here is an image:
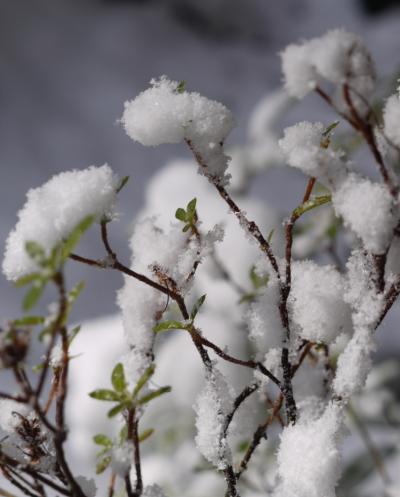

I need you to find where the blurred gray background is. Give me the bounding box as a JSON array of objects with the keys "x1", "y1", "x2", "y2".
[{"x1": 1, "y1": 0, "x2": 400, "y2": 348}]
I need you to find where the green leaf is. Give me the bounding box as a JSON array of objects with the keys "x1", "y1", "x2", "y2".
[
  {"x1": 153, "y1": 320, "x2": 188, "y2": 333},
  {"x1": 25, "y1": 241, "x2": 46, "y2": 264},
  {"x1": 48, "y1": 245, "x2": 63, "y2": 271},
  {"x1": 138, "y1": 428, "x2": 154, "y2": 443},
  {"x1": 137, "y1": 386, "x2": 171, "y2": 406},
  {"x1": 111, "y1": 363, "x2": 127, "y2": 393},
  {"x1": 190, "y1": 294, "x2": 206, "y2": 321},
  {"x1": 322, "y1": 120, "x2": 340, "y2": 137},
  {"x1": 93, "y1": 434, "x2": 113, "y2": 447},
  {"x1": 267, "y1": 229, "x2": 274, "y2": 244},
  {"x1": 68, "y1": 281, "x2": 85, "y2": 306},
  {"x1": 116, "y1": 175, "x2": 130, "y2": 194},
  {"x1": 68, "y1": 325, "x2": 81, "y2": 345},
  {"x1": 132, "y1": 364, "x2": 155, "y2": 397},
  {"x1": 12, "y1": 316, "x2": 45, "y2": 326},
  {"x1": 176, "y1": 80, "x2": 186, "y2": 93},
  {"x1": 89, "y1": 389, "x2": 120, "y2": 402},
  {"x1": 107, "y1": 403, "x2": 126, "y2": 418},
  {"x1": 15, "y1": 272, "x2": 42, "y2": 288},
  {"x1": 175, "y1": 208, "x2": 187, "y2": 222},
  {"x1": 61, "y1": 215, "x2": 94, "y2": 260},
  {"x1": 293, "y1": 195, "x2": 332, "y2": 218},
  {"x1": 186, "y1": 198, "x2": 197, "y2": 215},
  {"x1": 23, "y1": 281, "x2": 45, "y2": 312},
  {"x1": 182, "y1": 224, "x2": 191, "y2": 233},
  {"x1": 238, "y1": 292, "x2": 257, "y2": 304},
  {"x1": 249, "y1": 266, "x2": 269, "y2": 290},
  {"x1": 32, "y1": 362, "x2": 45, "y2": 372},
  {"x1": 320, "y1": 121, "x2": 340, "y2": 149},
  {"x1": 96, "y1": 456, "x2": 112, "y2": 475},
  {"x1": 119, "y1": 425, "x2": 128, "y2": 443}
]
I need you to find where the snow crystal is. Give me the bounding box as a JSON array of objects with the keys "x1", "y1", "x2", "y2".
[
  {"x1": 0, "y1": 399, "x2": 29, "y2": 433},
  {"x1": 383, "y1": 93, "x2": 400, "y2": 148},
  {"x1": 142, "y1": 485, "x2": 167, "y2": 497},
  {"x1": 194, "y1": 368, "x2": 234, "y2": 470},
  {"x1": 75, "y1": 476, "x2": 97, "y2": 497},
  {"x1": 332, "y1": 173, "x2": 396, "y2": 254},
  {"x1": 3, "y1": 165, "x2": 118, "y2": 280},
  {"x1": 289, "y1": 261, "x2": 352, "y2": 344},
  {"x1": 276, "y1": 404, "x2": 343, "y2": 497},
  {"x1": 121, "y1": 76, "x2": 235, "y2": 185},
  {"x1": 279, "y1": 121, "x2": 346, "y2": 185},
  {"x1": 111, "y1": 442, "x2": 134, "y2": 477}
]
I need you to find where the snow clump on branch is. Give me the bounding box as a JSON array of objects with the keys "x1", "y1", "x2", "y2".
[
  {"x1": 194, "y1": 367, "x2": 234, "y2": 470},
  {"x1": 383, "y1": 88, "x2": 400, "y2": 149},
  {"x1": 289, "y1": 261, "x2": 352, "y2": 344},
  {"x1": 278, "y1": 121, "x2": 347, "y2": 187},
  {"x1": 121, "y1": 76, "x2": 235, "y2": 185},
  {"x1": 2, "y1": 165, "x2": 119, "y2": 281},
  {"x1": 275, "y1": 404, "x2": 343, "y2": 497},
  {"x1": 280, "y1": 29, "x2": 375, "y2": 108}
]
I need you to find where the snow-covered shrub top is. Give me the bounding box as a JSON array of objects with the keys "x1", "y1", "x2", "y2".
[
  {"x1": 2, "y1": 165, "x2": 118, "y2": 280},
  {"x1": 121, "y1": 76, "x2": 235, "y2": 185},
  {"x1": 3, "y1": 26, "x2": 400, "y2": 497},
  {"x1": 280, "y1": 29, "x2": 374, "y2": 105}
]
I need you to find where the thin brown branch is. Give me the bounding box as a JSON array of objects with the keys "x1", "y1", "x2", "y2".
[
  {"x1": 108, "y1": 473, "x2": 116, "y2": 497},
  {"x1": 128, "y1": 409, "x2": 143, "y2": 497},
  {"x1": 223, "y1": 384, "x2": 259, "y2": 437},
  {"x1": 236, "y1": 394, "x2": 284, "y2": 479},
  {"x1": 192, "y1": 331, "x2": 281, "y2": 389},
  {"x1": 185, "y1": 138, "x2": 280, "y2": 277}
]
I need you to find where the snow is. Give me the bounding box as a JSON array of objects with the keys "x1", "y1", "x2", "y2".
[
  {"x1": 194, "y1": 367, "x2": 234, "y2": 470},
  {"x1": 275, "y1": 403, "x2": 343, "y2": 497},
  {"x1": 279, "y1": 121, "x2": 346, "y2": 185},
  {"x1": 121, "y1": 76, "x2": 235, "y2": 185},
  {"x1": 248, "y1": 278, "x2": 284, "y2": 355},
  {"x1": 75, "y1": 476, "x2": 97, "y2": 497},
  {"x1": 117, "y1": 215, "x2": 205, "y2": 388},
  {"x1": 121, "y1": 77, "x2": 193, "y2": 146},
  {"x1": 344, "y1": 249, "x2": 384, "y2": 328},
  {"x1": 332, "y1": 173, "x2": 396, "y2": 254},
  {"x1": 0, "y1": 399, "x2": 29, "y2": 434},
  {"x1": 333, "y1": 325, "x2": 376, "y2": 399},
  {"x1": 280, "y1": 29, "x2": 375, "y2": 113},
  {"x1": 280, "y1": 42, "x2": 319, "y2": 99},
  {"x1": 383, "y1": 92, "x2": 400, "y2": 149},
  {"x1": 142, "y1": 485, "x2": 167, "y2": 497},
  {"x1": 2, "y1": 165, "x2": 118, "y2": 280},
  {"x1": 111, "y1": 442, "x2": 134, "y2": 477},
  {"x1": 289, "y1": 261, "x2": 352, "y2": 344}
]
